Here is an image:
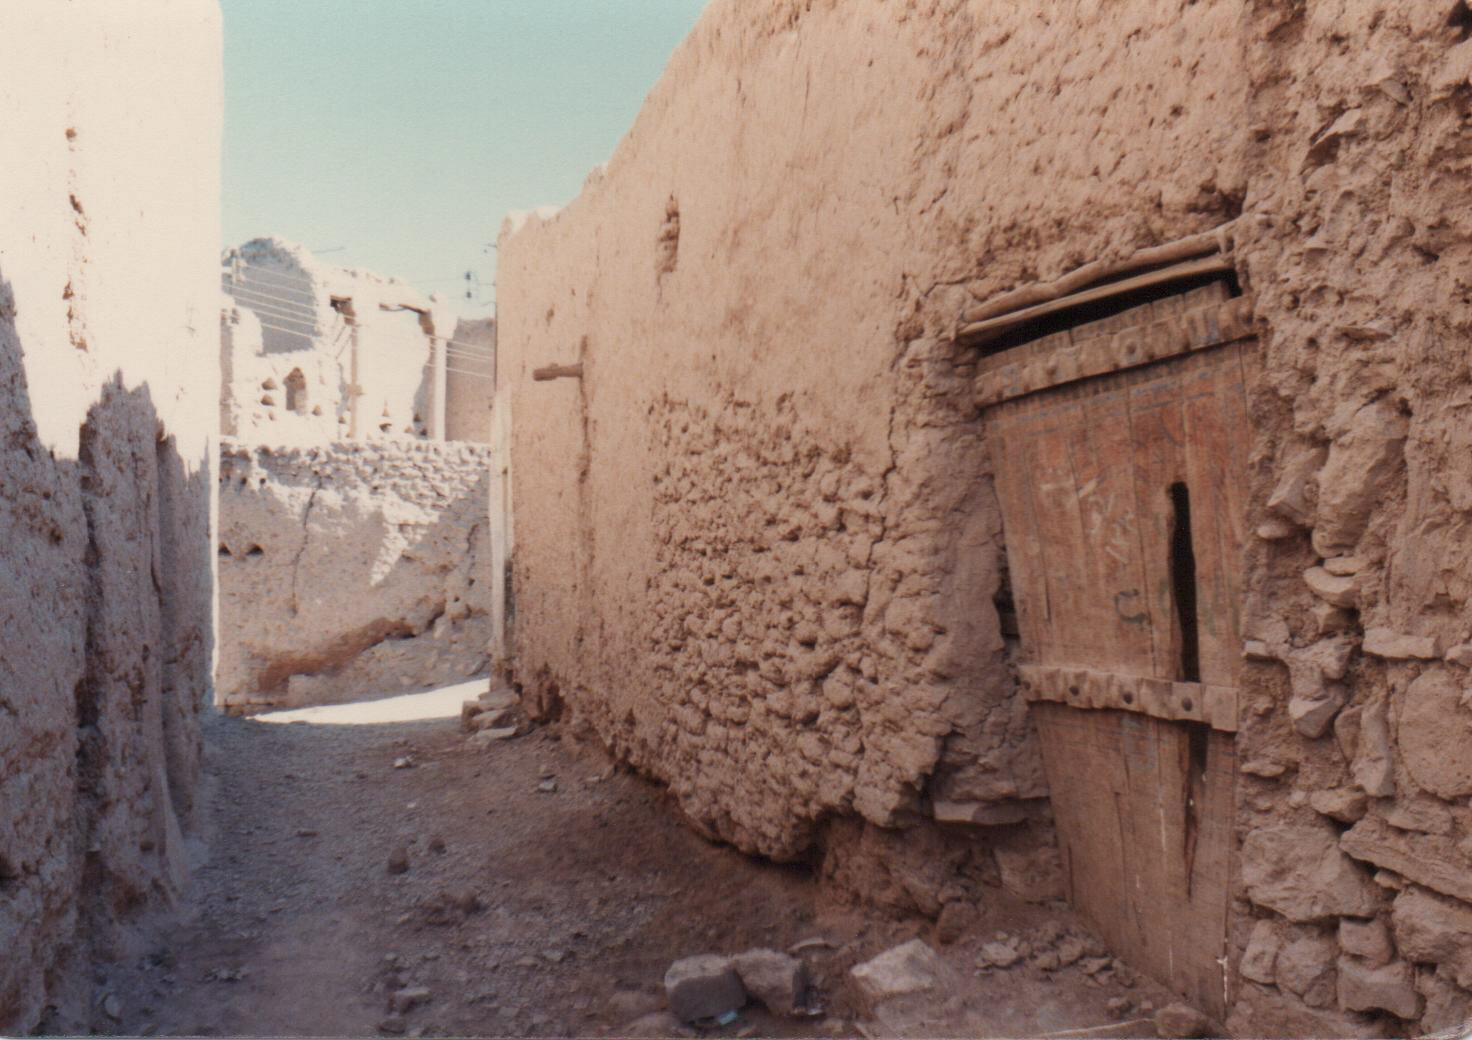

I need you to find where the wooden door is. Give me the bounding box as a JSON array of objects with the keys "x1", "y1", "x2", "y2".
[{"x1": 981, "y1": 294, "x2": 1256, "y2": 1021}]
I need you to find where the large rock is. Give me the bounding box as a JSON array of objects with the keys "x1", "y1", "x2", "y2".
[
  {"x1": 1417, "y1": 966, "x2": 1472, "y2": 1035},
  {"x1": 1362, "y1": 628, "x2": 1439, "y2": 660},
  {"x1": 1153, "y1": 1002, "x2": 1210, "y2": 1038},
  {"x1": 1288, "y1": 682, "x2": 1348, "y2": 739},
  {"x1": 1398, "y1": 670, "x2": 1472, "y2": 799},
  {"x1": 1239, "y1": 919, "x2": 1283, "y2": 985},
  {"x1": 1303, "y1": 566, "x2": 1359, "y2": 609},
  {"x1": 1350, "y1": 694, "x2": 1394, "y2": 798},
  {"x1": 1391, "y1": 887, "x2": 1472, "y2": 988},
  {"x1": 1310, "y1": 788, "x2": 1368, "y2": 823},
  {"x1": 663, "y1": 955, "x2": 745, "y2": 1023},
  {"x1": 1338, "y1": 918, "x2": 1392, "y2": 967},
  {"x1": 731, "y1": 949, "x2": 806, "y2": 1016},
  {"x1": 1286, "y1": 638, "x2": 1351, "y2": 738},
  {"x1": 1341, "y1": 818, "x2": 1472, "y2": 905},
  {"x1": 1266, "y1": 446, "x2": 1326, "y2": 526},
  {"x1": 1241, "y1": 822, "x2": 1380, "y2": 922},
  {"x1": 1225, "y1": 981, "x2": 1385, "y2": 1038},
  {"x1": 1276, "y1": 934, "x2": 1337, "y2": 1008},
  {"x1": 850, "y1": 940, "x2": 944, "y2": 1008},
  {"x1": 1313, "y1": 399, "x2": 1407, "y2": 556},
  {"x1": 1336, "y1": 957, "x2": 1421, "y2": 1021}
]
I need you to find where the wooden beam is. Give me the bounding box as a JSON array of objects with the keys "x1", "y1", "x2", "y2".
[
  {"x1": 974, "y1": 295, "x2": 1256, "y2": 408},
  {"x1": 532, "y1": 363, "x2": 583, "y2": 382},
  {"x1": 958, "y1": 255, "x2": 1236, "y2": 346},
  {"x1": 1018, "y1": 663, "x2": 1239, "y2": 732},
  {"x1": 959, "y1": 220, "x2": 1237, "y2": 328}
]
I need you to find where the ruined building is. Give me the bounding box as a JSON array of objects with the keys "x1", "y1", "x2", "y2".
[
  {"x1": 0, "y1": 0, "x2": 221, "y2": 1030},
  {"x1": 216, "y1": 245, "x2": 496, "y2": 712},
  {"x1": 495, "y1": 1, "x2": 1472, "y2": 1034},
  {"x1": 220, "y1": 237, "x2": 494, "y2": 444}
]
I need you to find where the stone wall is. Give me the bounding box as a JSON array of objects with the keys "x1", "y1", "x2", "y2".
[
  {"x1": 497, "y1": 0, "x2": 1472, "y2": 1033},
  {"x1": 496, "y1": 0, "x2": 1245, "y2": 877},
  {"x1": 0, "y1": 1, "x2": 221, "y2": 1032},
  {"x1": 1225, "y1": 4, "x2": 1472, "y2": 1036},
  {"x1": 216, "y1": 439, "x2": 493, "y2": 713}
]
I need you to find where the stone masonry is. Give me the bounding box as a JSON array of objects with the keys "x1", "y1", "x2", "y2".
[
  {"x1": 496, "y1": 0, "x2": 1472, "y2": 1034},
  {"x1": 216, "y1": 439, "x2": 493, "y2": 714}
]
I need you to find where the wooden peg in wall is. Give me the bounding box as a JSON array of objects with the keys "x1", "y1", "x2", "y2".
[{"x1": 532, "y1": 363, "x2": 583, "y2": 382}]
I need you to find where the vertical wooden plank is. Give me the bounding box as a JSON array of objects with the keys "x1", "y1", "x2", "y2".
[
  {"x1": 1126, "y1": 367, "x2": 1190, "y2": 681},
  {"x1": 1069, "y1": 382, "x2": 1156, "y2": 677},
  {"x1": 1033, "y1": 705, "x2": 1137, "y2": 952},
  {"x1": 1035, "y1": 706, "x2": 1232, "y2": 1021},
  {"x1": 1177, "y1": 354, "x2": 1236, "y2": 688},
  {"x1": 1030, "y1": 396, "x2": 1095, "y2": 666},
  {"x1": 1214, "y1": 343, "x2": 1255, "y2": 678},
  {"x1": 1120, "y1": 715, "x2": 1181, "y2": 977}
]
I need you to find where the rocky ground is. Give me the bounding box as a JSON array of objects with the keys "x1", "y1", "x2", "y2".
[{"x1": 87, "y1": 683, "x2": 1181, "y2": 1038}]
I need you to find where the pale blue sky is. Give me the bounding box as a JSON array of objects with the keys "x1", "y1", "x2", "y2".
[{"x1": 222, "y1": 0, "x2": 709, "y2": 315}]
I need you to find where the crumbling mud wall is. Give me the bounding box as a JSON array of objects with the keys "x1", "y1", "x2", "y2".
[
  {"x1": 220, "y1": 238, "x2": 462, "y2": 443},
  {"x1": 220, "y1": 301, "x2": 345, "y2": 444},
  {"x1": 500, "y1": 0, "x2": 1472, "y2": 1032},
  {"x1": 216, "y1": 440, "x2": 493, "y2": 713},
  {"x1": 1223, "y1": 4, "x2": 1472, "y2": 1036},
  {"x1": 496, "y1": 0, "x2": 1247, "y2": 894},
  {"x1": 0, "y1": 1, "x2": 221, "y2": 1032}
]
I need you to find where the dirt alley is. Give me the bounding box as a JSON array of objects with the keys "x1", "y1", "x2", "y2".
[{"x1": 93, "y1": 685, "x2": 1171, "y2": 1038}]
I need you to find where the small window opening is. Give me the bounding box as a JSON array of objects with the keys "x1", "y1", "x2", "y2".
[
  {"x1": 245, "y1": 545, "x2": 264, "y2": 558},
  {"x1": 1168, "y1": 481, "x2": 1200, "y2": 683},
  {"x1": 284, "y1": 368, "x2": 307, "y2": 415}
]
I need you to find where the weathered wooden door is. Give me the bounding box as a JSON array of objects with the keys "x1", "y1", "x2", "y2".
[{"x1": 977, "y1": 286, "x2": 1256, "y2": 1020}]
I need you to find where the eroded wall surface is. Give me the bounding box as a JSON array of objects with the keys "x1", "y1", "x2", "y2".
[
  {"x1": 499, "y1": 0, "x2": 1472, "y2": 1032},
  {"x1": 0, "y1": 1, "x2": 220, "y2": 1031},
  {"x1": 221, "y1": 238, "x2": 463, "y2": 443},
  {"x1": 496, "y1": 0, "x2": 1246, "y2": 880},
  {"x1": 216, "y1": 440, "x2": 492, "y2": 713},
  {"x1": 1225, "y1": 4, "x2": 1472, "y2": 1036}
]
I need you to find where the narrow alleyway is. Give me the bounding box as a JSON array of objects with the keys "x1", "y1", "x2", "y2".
[{"x1": 94, "y1": 683, "x2": 1168, "y2": 1038}]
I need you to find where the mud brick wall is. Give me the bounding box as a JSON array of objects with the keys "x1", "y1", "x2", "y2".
[
  {"x1": 495, "y1": 0, "x2": 1246, "y2": 894},
  {"x1": 216, "y1": 439, "x2": 493, "y2": 713},
  {"x1": 498, "y1": 0, "x2": 1472, "y2": 1032},
  {"x1": 0, "y1": 1, "x2": 221, "y2": 1032}
]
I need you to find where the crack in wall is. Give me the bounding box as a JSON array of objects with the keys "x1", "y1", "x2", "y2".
[{"x1": 287, "y1": 476, "x2": 323, "y2": 618}]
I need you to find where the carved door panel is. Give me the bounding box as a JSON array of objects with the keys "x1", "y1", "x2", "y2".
[{"x1": 980, "y1": 292, "x2": 1256, "y2": 1021}]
